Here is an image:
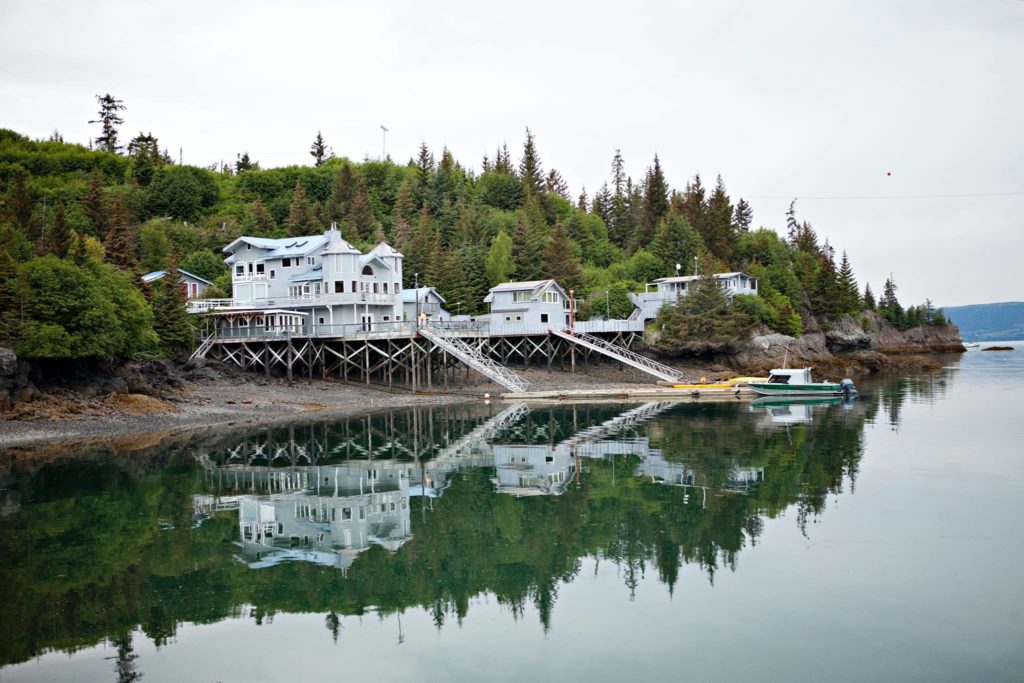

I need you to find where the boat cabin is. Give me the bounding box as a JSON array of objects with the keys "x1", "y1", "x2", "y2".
[{"x1": 766, "y1": 368, "x2": 814, "y2": 384}]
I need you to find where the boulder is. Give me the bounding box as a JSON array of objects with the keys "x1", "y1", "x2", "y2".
[
  {"x1": 825, "y1": 315, "x2": 871, "y2": 351},
  {"x1": 101, "y1": 377, "x2": 130, "y2": 395},
  {"x1": 0, "y1": 347, "x2": 16, "y2": 378}
]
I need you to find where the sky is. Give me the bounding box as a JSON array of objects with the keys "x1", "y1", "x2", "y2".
[{"x1": 1, "y1": 0, "x2": 1022, "y2": 307}]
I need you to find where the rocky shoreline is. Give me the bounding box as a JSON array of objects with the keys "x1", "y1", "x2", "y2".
[{"x1": 1, "y1": 313, "x2": 962, "y2": 453}]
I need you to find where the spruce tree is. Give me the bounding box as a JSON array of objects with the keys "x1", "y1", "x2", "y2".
[
  {"x1": 863, "y1": 283, "x2": 876, "y2": 310},
  {"x1": 235, "y1": 152, "x2": 257, "y2": 173},
  {"x1": 285, "y1": 180, "x2": 315, "y2": 236},
  {"x1": 511, "y1": 212, "x2": 543, "y2": 281},
  {"x1": 8, "y1": 166, "x2": 33, "y2": 235},
  {"x1": 0, "y1": 247, "x2": 19, "y2": 343},
  {"x1": 636, "y1": 155, "x2": 668, "y2": 251},
  {"x1": 810, "y1": 248, "x2": 841, "y2": 321},
  {"x1": 89, "y1": 94, "x2": 126, "y2": 153},
  {"x1": 686, "y1": 271, "x2": 728, "y2": 314},
  {"x1": 652, "y1": 214, "x2": 703, "y2": 278},
  {"x1": 460, "y1": 244, "x2": 490, "y2": 314},
  {"x1": 733, "y1": 198, "x2": 753, "y2": 233},
  {"x1": 519, "y1": 127, "x2": 543, "y2": 197},
  {"x1": 577, "y1": 187, "x2": 588, "y2": 213},
  {"x1": 545, "y1": 169, "x2": 569, "y2": 199},
  {"x1": 836, "y1": 251, "x2": 860, "y2": 314},
  {"x1": 704, "y1": 175, "x2": 735, "y2": 262},
  {"x1": 485, "y1": 230, "x2": 514, "y2": 287},
  {"x1": 152, "y1": 252, "x2": 192, "y2": 355},
  {"x1": 104, "y1": 196, "x2": 140, "y2": 275},
  {"x1": 39, "y1": 202, "x2": 71, "y2": 258},
  {"x1": 309, "y1": 131, "x2": 332, "y2": 166},
  {"x1": 244, "y1": 198, "x2": 277, "y2": 236},
  {"x1": 542, "y1": 220, "x2": 582, "y2": 292},
  {"x1": 345, "y1": 179, "x2": 373, "y2": 242},
  {"x1": 592, "y1": 183, "x2": 612, "y2": 226},
  {"x1": 82, "y1": 167, "x2": 108, "y2": 237},
  {"x1": 325, "y1": 161, "x2": 357, "y2": 224}
]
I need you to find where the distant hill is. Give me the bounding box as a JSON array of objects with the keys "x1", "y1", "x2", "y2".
[{"x1": 944, "y1": 302, "x2": 1024, "y2": 342}]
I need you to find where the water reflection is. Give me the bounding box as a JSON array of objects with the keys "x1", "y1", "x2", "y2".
[{"x1": 0, "y1": 368, "x2": 956, "y2": 670}]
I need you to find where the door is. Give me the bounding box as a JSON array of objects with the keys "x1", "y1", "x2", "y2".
[{"x1": 361, "y1": 314, "x2": 374, "y2": 332}]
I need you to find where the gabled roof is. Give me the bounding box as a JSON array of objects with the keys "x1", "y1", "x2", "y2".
[
  {"x1": 484, "y1": 279, "x2": 566, "y2": 303},
  {"x1": 323, "y1": 235, "x2": 361, "y2": 255},
  {"x1": 369, "y1": 242, "x2": 403, "y2": 258},
  {"x1": 141, "y1": 268, "x2": 215, "y2": 286},
  {"x1": 358, "y1": 253, "x2": 394, "y2": 271},
  {"x1": 401, "y1": 286, "x2": 446, "y2": 304}
]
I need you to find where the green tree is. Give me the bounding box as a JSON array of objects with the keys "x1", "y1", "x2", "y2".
[
  {"x1": 7, "y1": 166, "x2": 33, "y2": 235},
  {"x1": 38, "y1": 202, "x2": 72, "y2": 259},
  {"x1": 541, "y1": 220, "x2": 582, "y2": 292},
  {"x1": 485, "y1": 229, "x2": 514, "y2": 286},
  {"x1": 242, "y1": 198, "x2": 276, "y2": 236},
  {"x1": 345, "y1": 179, "x2": 374, "y2": 243},
  {"x1": 285, "y1": 180, "x2": 316, "y2": 236},
  {"x1": 460, "y1": 244, "x2": 490, "y2": 314},
  {"x1": 180, "y1": 250, "x2": 228, "y2": 283},
  {"x1": 636, "y1": 155, "x2": 668, "y2": 250},
  {"x1": 626, "y1": 249, "x2": 664, "y2": 285},
  {"x1": 81, "y1": 167, "x2": 109, "y2": 237},
  {"x1": 235, "y1": 152, "x2": 257, "y2": 173},
  {"x1": 836, "y1": 251, "x2": 860, "y2": 315},
  {"x1": 89, "y1": 93, "x2": 126, "y2": 153},
  {"x1": 652, "y1": 214, "x2": 703, "y2": 279},
  {"x1": 862, "y1": 283, "x2": 876, "y2": 310},
  {"x1": 519, "y1": 127, "x2": 543, "y2": 197},
  {"x1": 733, "y1": 198, "x2": 753, "y2": 233},
  {"x1": 704, "y1": 175, "x2": 735, "y2": 262},
  {"x1": 511, "y1": 212, "x2": 543, "y2": 281},
  {"x1": 152, "y1": 253, "x2": 192, "y2": 355},
  {"x1": 309, "y1": 131, "x2": 332, "y2": 166},
  {"x1": 685, "y1": 271, "x2": 729, "y2": 314},
  {"x1": 147, "y1": 166, "x2": 219, "y2": 221},
  {"x1": 139, "y1": 221, "x2": 172, "y2": 273},
  {"x1": 325, "y1": 161, "x2": 357, "y2": 226}
]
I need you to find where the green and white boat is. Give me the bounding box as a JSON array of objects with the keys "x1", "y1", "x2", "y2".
[{"x1": 747, "y1": 368, "x2": 856, "y2": 397}]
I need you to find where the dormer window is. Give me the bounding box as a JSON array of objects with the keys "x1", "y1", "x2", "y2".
[
  {"x1": 282, "y1": 258, "x2": 292, "y2": 268},
  {"x1": 307, "y1": 257, "x2": 315, "y2": 266},
  {"x1": 362, "y1": 265, "x2": 373, "y2": 276}
]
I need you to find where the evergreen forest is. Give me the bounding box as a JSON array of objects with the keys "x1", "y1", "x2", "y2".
[{"x1": 0, "y1": 95, "x2": 947, "y2": 363}]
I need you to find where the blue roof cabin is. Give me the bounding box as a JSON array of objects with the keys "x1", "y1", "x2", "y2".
[{"x1": 141, "y1": 268, "x2": 214, "y2": 299}]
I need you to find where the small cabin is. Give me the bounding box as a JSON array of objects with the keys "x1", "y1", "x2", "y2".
[
  {"x1": 141, "y1": 268, "x2": 214, "y2": 300},
  {"x1": 483, "y1": 279, "x2": 574, "y2": 328},
  {"x1": 401, "y1": 287, "x2": 449, "y2": 322}
]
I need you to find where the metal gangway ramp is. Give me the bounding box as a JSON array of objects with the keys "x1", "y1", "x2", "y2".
[
  {"x1": 551, "y1": 328, "x2": 685, "y2": 383},
  {"x1": 420, "y1": 324, "x2": 529, "y2": 394}
]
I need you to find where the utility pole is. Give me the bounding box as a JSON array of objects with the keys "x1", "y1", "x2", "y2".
[
  {"x1": 380, "y1": 125, "x2": 389, "y2": 159},
  {"x1": 414, "y1": 272, "x2": 419, "y2": 327}
]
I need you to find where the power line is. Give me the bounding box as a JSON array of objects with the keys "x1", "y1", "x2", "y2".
[{"x1": 745, "y1": 192, "x2": 1024, "y2": 200}]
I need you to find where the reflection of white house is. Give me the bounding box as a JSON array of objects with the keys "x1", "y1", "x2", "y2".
[
  {"x1": 142, "y1": 268, "x2": 214, "y2": 300},
  {"x1": 203, "y1": 227, "x2": 407, "y2": 338},
  {"x1": 632, "y1": 272, "x2": 758, "y2": 320},
  {"x1": 491, "y1": 444, "x2": 576, "y2": 496},
  {"x1": 401, "y1": 287, "x2": 449, "y2": 322},
  {"x1": 232, "y1": 463, "x2": 412, "y2": 570}
]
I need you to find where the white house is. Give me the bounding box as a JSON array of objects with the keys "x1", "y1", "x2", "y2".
[
  {"x1": 142, "y1": 268, "x2": 214, "y2": 299},
  {"x1": 209, "y1": 226, "x2": 407, "y2": 337},
  {"x1": 401, "y1": 287, "x2": 449, "y2": 322},
  {"x1": 482, "y1": 279, "x2": 576, "y2": 331},
  {"x1": 632, "y1": 271, "x2": 758, "y2": 320}
]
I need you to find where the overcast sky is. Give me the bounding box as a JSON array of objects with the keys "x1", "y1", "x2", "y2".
[{"x1": 2, "y1": 0, "x2": 1021, "y2": 306}]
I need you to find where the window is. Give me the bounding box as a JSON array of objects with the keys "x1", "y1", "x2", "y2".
[
  {"x1": 395, "y1": 282, "x2": 400, "y2": 293},
  {"x1": 282, "y1": 257, "x2": 292, "y2": 268},
  {"x1": 515, "y1": 315, "x2": 521, "y2": 321},
  {"x1": 540, "y1": 313, "x2": 548, "y2": 323},
  {"x1": 270, "y1": 269, "x2": 275, "y2": 280},
  {"x1": 342, "y1": 508, "x2": 352, "y2": 520},
  {"x1": 383, "y1": 283, "x2": 389, "y2": 294},
  {"x1": 379, "y1": 503, "x2": 387, "y2": 513},
  {"x1": 543, "y1": 292, "x2": 558, "y2": 303},
  {"x1": 307, "y1": 257, "x2": 315, "y2": 265},
  {"x1": 383, "y1": 315, "x2": 390, "y2": 322},
  {"x1": 372, "y1": 283, "x2": 379, "y2": 294},
  {"x1": 246, "y1": 244, "x2": 251, "y2": 250},
  {"x1": 235, "y1": 265, "x2": 244, "y2": 276},
  {"x1": 359, "y1": 507, "x2": 366, "y2": 520},
  {"x1": 335, "y1": 281, "x2": 344, "y2": 293},
  {"x1": 238, "y1": 318, "x2": 248, "y2": 327},
  {"x1": 513, "y1": 291, "x2": 530, "y2": 303},
  {"x1": 390, "y1": 502, "x2": 397, "y2": 511},
  {"x1": 255, "y1": 262, "x2": 265, "y2": 274},
  {"x1": 505, "y1": 316, "x2": 511, "y2": 322},
  {"x1": 362, "y1": 265, "x2": 373, "y2": 276},
  {"x1": 318, "y1": 317, "x2": 325, "y2": 325},
  {"x1": 351, "y1": 280, "x2": 357, "y2": 293}
]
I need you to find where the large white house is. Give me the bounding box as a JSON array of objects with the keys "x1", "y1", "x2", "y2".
[{"x1": 210, "y1": 226, "x2": 407, "y2": 337}]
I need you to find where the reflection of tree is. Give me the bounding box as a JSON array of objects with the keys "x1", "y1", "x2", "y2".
[
  {"x1": 0, "y1": 391, "x2": 886, "y2": 664},
  {"x1": 112, "y1": 631, "x2": 142, "y2": 683}
]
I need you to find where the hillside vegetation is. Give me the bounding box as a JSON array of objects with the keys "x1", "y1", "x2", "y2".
[
  {"x1": 0, "y1": 96, "x2": 949, "y2": 363},
  {"x1": 944, "y1": 302, "x2": 1024, "y2": 342}
]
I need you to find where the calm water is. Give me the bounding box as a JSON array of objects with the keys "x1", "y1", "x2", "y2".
[{"x1": 1, "y1": 349, "x2": 1022, "y2": 682}]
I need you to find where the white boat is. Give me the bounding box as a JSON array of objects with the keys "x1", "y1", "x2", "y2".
[{"x1": 747, "y1": 368, "x2": 856, "y2": 397}]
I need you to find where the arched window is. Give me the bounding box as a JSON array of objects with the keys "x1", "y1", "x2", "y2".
[{"x1": 361, "y1": 265, "x2": 373, "y2": 276}]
